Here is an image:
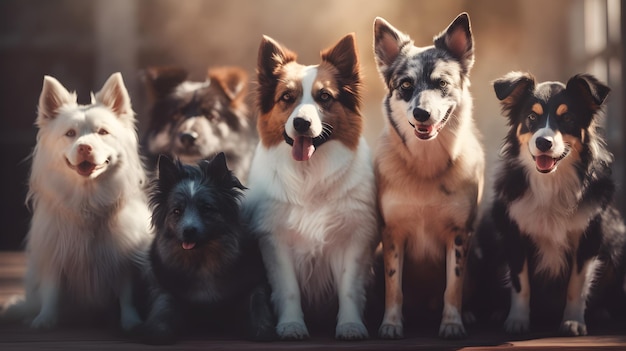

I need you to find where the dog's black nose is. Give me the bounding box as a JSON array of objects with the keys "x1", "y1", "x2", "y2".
[
  {"x1": 535, "y1": 137, "x2": 553, "y2": 152},
  {"x1": 180, "y1": 133, "x2": 196, "y2": 147},
  {"x1": 293, "y1": 117, "x2": 311, "y2": 133},
  {"x1": 182, "y1": 227, "x2": 199, "y2": 241},
  {"x1": 413, "y1": 108, "x2": 430, "y2": 123}
]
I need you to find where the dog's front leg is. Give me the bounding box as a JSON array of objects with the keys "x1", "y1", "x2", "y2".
[
  {"x1": 333, "y1": 242, "x2": 369, "y2": 340},
  {"x1": 378, "y1": 225, "x2": 405, "y2": 339},
  {"x1": 504, "y1": 259, "x2": 531, "y2": 334},
  {"x1": 560, "y1": 257, "x2": 596, "y2": 336},
  {"x1": 560, "y1": 218, "x2": 602, "y2": 336},
  {"x1": 31, "y1": 274, "x2": 60, "y2": 329},
  {"x1": 260, "y1": 236, "x2": 308, "y2": 340},
  {"x1": 439, "y1": 234, "x2": 468, "y2": 339}
]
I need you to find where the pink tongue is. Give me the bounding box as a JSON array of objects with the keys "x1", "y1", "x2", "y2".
[
  {"x1": 536, "y1": 155, "x2": 556, "y2": 171},
  {"x1": 182, "y1": 242, "x2": 196, "y2": 250},
  {"x1": 292, "y1": 136, "x2": 315, "y2": 161}
]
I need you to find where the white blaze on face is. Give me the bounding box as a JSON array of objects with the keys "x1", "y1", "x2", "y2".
[
  {"x1": 285, "y1": 66, "x2": 324, "y2": 162},
  {"x1": 529, "y1": 116, "x2": 566, "y2": 173}
]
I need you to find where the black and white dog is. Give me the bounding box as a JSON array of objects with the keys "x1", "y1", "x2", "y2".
[{"x1": 489, "y1": 71, "x2": 625, "y2": 336}]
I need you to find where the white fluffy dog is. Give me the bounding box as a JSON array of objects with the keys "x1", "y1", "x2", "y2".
[{"x1": 2, "y1": 73, "x2": 152, "y2": 331}]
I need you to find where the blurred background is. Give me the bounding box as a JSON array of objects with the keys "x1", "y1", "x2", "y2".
[{"x1": 0, "y1": 0, "x2": 623, "y2": 249}]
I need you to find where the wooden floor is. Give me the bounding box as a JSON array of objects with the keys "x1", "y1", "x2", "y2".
[{"x1": 1, "y1": 251, "x2": 625, "y2": 350}]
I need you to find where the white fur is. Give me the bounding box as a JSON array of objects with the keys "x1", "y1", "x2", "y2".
[
  {"x1": 245, "y1": 138, "x2": 377, "y2": 338},
  {"x1": 507, "y1": 134, "x2": 599, "y2": 277},
  {"x1": 2, "y1": 74, "x2": 152, "y2": 331}
]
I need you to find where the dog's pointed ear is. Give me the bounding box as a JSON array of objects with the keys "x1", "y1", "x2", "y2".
[
  {"x1": 208, "y1": 66, "x2": 248, "y2": 103},
  {"x1": 156, "y1": 154, "x2": 181, "y2": 191},
  {"x1": 142, "y1": 66, "x2": 188, "y2": 101},
  {"x1": 434, "y1": 13, "x2": 474, "y2": 73},
  {"x1": 203, "y1": 153, "x2": 245, "y2": 191},
  {"x1": 493, "y1": 71, "x2": 536, "y2": 114},
  {"x1": 566, "y1": 74, "x2": 610, "y2": 111},
  {"x1": 37, "y1": 76, "x2": 77, "y2": 126},
  {"x1": 321, "y1": 33, "x2": 359, "y2": 80},
  {"x1": 321, "y1": 33, "x2": 362, "y2": 113},
  {"x1": 95, "y1": 72, "x2": 134, "y2": 118},
  {"x1": 257, "y1": 35, "x2": 297, "y2": 114},
  {"x1": 373, "y1": 17, "x2": 412, "y2": 76}
]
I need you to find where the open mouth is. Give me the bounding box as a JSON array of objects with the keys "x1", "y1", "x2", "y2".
[
  {"x1": 409, "y1": 107, "x2": 453, "y2": 140},
  {"x1": 532, "y1": 149, "x2": 569, "y2": 173},
  {"x1": 66, "y1": 158, "x2": 109, "y2": 177},
  {"x1": 283, "y1": 123, "x2": 333, "y2": 162},
  {"x1": 181, "y1": 241, "x2": 196, "y2": 250}
]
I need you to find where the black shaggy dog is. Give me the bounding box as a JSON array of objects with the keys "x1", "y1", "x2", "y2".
[
  {"x1": 477, "y1": 72, "x2": 626, "y2": 336},
  {"x1": 138, "y1": 153, "x2": 274, "y2": 344}
]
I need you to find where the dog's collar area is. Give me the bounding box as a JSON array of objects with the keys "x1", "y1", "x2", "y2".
[{"x1": 283, "y1": 129, "x2": 332, "y2": 148}]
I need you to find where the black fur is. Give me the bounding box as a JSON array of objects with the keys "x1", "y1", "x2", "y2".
[{"x1": 138, "y1": 153, "x2": 275, "y2": 344}]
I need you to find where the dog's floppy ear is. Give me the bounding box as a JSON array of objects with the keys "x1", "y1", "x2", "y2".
[
  {"x1": 37, "y1": 76, "x2": 77, "y2": 126},
  {"x1": 203, "y1": 152, "x2": 245, "y2": 191},
  {"x1": 95, "y1": 72, "x2": 134, "y2": 118},
  {"x1": 257, "y1": 35, "x2": 297, "y2": 114},
  {"x1": 493, "y1": 71, "x2": 536, "y2": 115},
  {"x1": 566, "y1": 74, "x2": 610, "y2": 111},
  {"x1": 373, "y1": 17, "x2": 412, "y2": 77},
  {"x1": 208, "y1": 66, "x2": 248, "y2": 104},
  {"x1": 321, "y1": 33, "x2": 362, "y2": 113},
  {"x1": 142, "y1": 66, "x2": 188, "y2": 101},
  {"x1": 434, "y1": 13, "x2": 474, "y2": 73}
]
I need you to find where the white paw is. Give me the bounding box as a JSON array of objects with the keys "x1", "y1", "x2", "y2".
[
  {"x1": 504, "y1": 316, "x2": 529, "y2": 335},
  {"x1": 439, "y1": 321, "x2": 467, "y2": 339},
  {"x1": 336, "y1": 322, "x2": 368, "y2": 340},
  {"x1": 30, "y1": 312, "x2": 57, "y2": 330},
  {"x1": 276, "y1": 321, "x2": 309, "y2": 340},
  {"x1": 560, "y1": 320, "x2": 587, "y2": 336},
  {"x1": 378, "y1": 323, "x2": 404, "y2": 339}
]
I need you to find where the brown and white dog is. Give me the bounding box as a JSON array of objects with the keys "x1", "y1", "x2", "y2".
[
  {"x1": 242, "y1": 34, "x2": 379, "y2": 340},
  {"x1": 373, "y1": 13, "x2": 484, "y2": 339}
]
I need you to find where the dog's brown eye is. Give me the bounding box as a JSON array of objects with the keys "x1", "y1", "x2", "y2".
[
  {"x1": 281, "y1": 92, "x2": 293, "y2": 102},
  {"x1": 439, "y1": 80, "x2": 448, "y2": 88},
  {"x1": 528, "y1": 113, "x2": 537, "y2": 121},
  {"x1": 562, "y1": 113, "x2": 572, "y2": 123},
  {"x1": 172, "y1": 209, "x2": 181, "y2": 216},
  {"x1": 319, "y1": 92, "x2": 332, "y2": 102},
  {"x1": 98, "y1": 129, "x2": 109, "y2": 135},
  {"x1": 400, "y1": 81, "x2": 413, "y2": 90},
  {"x1": 65, "y1": 130, "x2": 76, "y2": 137}
]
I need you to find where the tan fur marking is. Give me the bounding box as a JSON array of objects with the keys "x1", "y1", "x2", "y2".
[
  {"x1": 556, "y1": 104, "x2": 568, "y2": 116},
  {"x1": 562, "y1": 134, "x2": 583, "y2": 161},
  {"x1": 257, "y1": 62, "x2": 305, "y2": 148},
  {"x1": 532, "y1": 103, "x2": 543, "y2": 116},
  {"x1": 518, "y1": 131, "x2": 532, "y2": 146},
  {"x1": 316, "y1": 62, "x2": 362, "y2": 151}
]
